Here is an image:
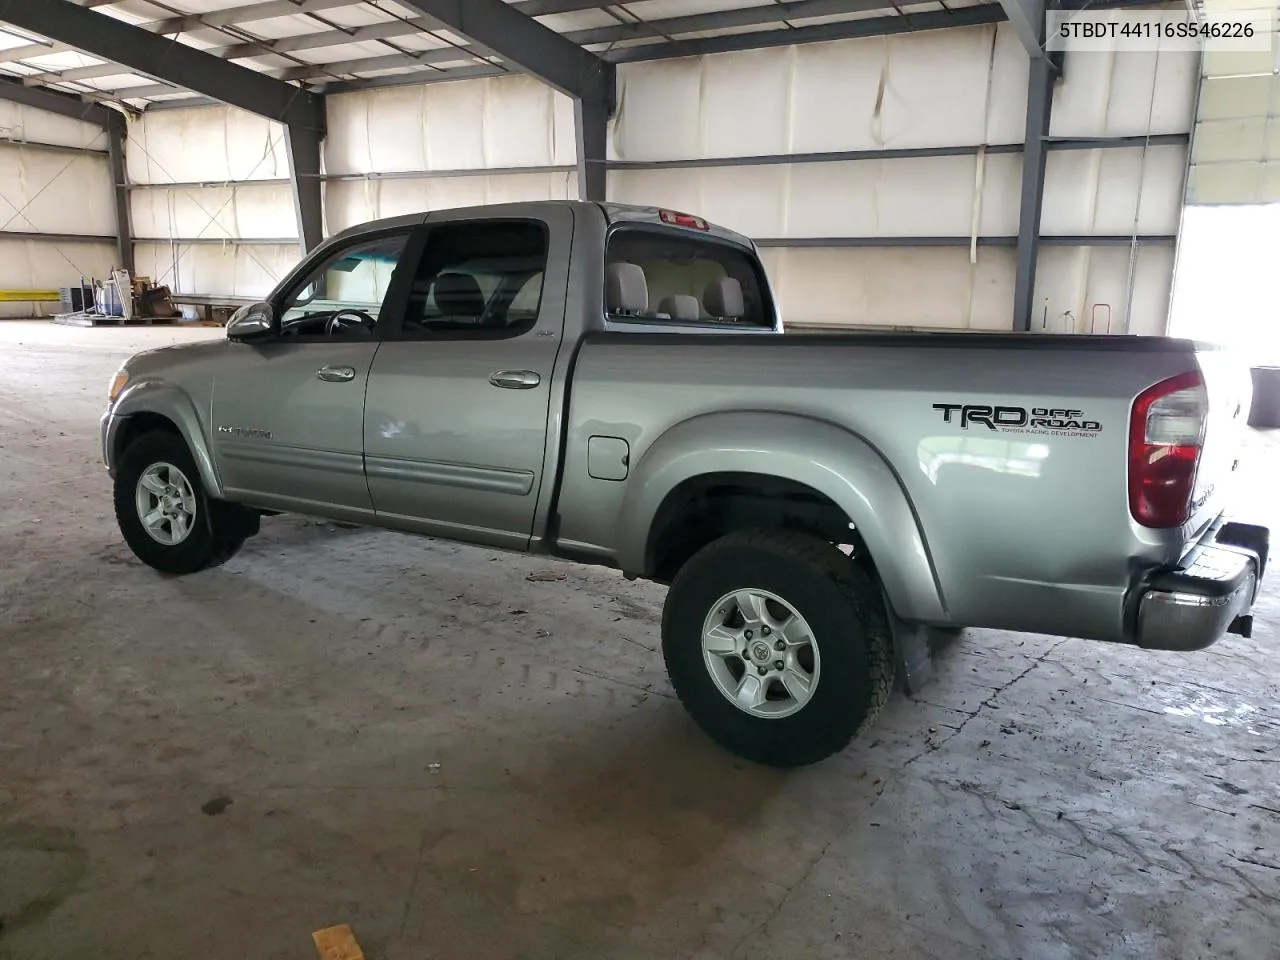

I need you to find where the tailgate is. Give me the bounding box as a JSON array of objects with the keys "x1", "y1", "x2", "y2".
[{"x1": 1186, "y1": 348, "x2": 1253, "y2": 540}]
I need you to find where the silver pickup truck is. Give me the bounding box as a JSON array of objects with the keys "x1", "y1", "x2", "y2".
[{"x1": 102, "y1": 200, "x2": 1270, "y2": 767}]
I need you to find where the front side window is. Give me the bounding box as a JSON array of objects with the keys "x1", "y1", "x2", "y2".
[
  {"x1": 604, "y1": 228, "x2": 772, "y2": 328},
  {"x1": 277, "y1": 231, "x2": 411, "y2": 338},
  {"x1": 400, "y1": 221, "x2": 548, "y2": 337}
]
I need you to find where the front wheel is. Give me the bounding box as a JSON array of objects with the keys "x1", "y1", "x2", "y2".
[
  {"x1": 113, "y1": 430, "x2": 249, "y2": 574},
  {"x1": 661, "y1": 529, "x2": 894, "y2": 767}
]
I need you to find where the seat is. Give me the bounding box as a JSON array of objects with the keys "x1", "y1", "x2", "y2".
[
  {"x1": 657, "y1": 294, "x2": 701, "y2": 322},
  {"x1": 704, "y1": 277, "x2": 745, "y2": 320},
  {"x1": 606, "y1": 262, "x2": 648, "y2": 316},
  {"x1": 434, "y1": 272, "x2": 486, "y2": 318}
]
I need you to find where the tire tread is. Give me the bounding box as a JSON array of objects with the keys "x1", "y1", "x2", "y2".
[{"x1": 662, "y1": 527, "x2": 895, "y2": 766}]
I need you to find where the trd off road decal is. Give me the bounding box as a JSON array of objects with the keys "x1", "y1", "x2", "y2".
[{"x1": 932, "y1": 403, "x2": 1102, "y2": 438}]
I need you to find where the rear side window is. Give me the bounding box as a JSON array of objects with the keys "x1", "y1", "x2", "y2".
[
  {"x1": 400, "y1": 220, "x2": 548, "y2": 338},
  {"x1": 605, "y1": 228, "x2": 771, "y2": 328}
]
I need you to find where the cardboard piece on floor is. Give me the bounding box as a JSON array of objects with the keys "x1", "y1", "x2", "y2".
[{"x1": 312, "y1": 923, "x2": 366, "y2": 960}]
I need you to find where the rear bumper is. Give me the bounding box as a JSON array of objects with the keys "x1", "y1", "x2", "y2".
[{"x1": 1134, "y1": 521, "x2": 1269, "y2": 651}]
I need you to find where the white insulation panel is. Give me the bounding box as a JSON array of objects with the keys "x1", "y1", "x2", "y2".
[
  {"x1": 132, "y1": 242, "x2": 300, "y2": 298},
  {"x1": 1049, "y1": 47, "x2": 1197, "y2": 139},
  {"x1": 124, "y1": 105, "x2": 291, "y2": 184},
  {"x1": 0, "y1": 146, "x2": 115, "y2": 236},
  {"x1": 0, "y1": 239, "x2": 116, "y2": 317},
  {"x1": 0, "y1": 103, "x2": 110, "y2": 152},
  {"x1": 611, "y1": 155, "x2": 1016, "y2": 238},
  {"x1": 325, "y1": 170, "x2": 577, "y2": 234},
  {"x1": 611, "y1": 25, "x2": 1030, "y2": 160},
  {"x1": 609, "y1": 144, "x2": 1182, "y2": 239},
  {"x1": 1041, "y1": 144, "x2": 1186, "y2": 236},
  {"x1": 130, "y1": 182, "x2": 298, "y2": 241},
  {"x1": 325, "y1": 76, "x2": 577, "y2": 175},
  {"x1": 610, "y1": 25, "x2": 1195, "y2": 161},
  {"x1": 763, "y1": 243, "x2": 1171, "y2": 334}
]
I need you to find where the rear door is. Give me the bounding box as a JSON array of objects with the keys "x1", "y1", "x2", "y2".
[{"x1": 363, "y1": 208, "x2": 572, "y2": 549}]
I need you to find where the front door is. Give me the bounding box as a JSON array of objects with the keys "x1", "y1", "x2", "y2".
[
  {"x1": 363, "y1": 210, "x2": 571, "y2": 549},
  {"x1": 211, "y1": 228, "x2": 415, "y2": 519}
]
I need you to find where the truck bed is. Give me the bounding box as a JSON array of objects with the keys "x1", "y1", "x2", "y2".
[{"x1": 554, "y1": 331, "x2": 1252, "y2": 643}]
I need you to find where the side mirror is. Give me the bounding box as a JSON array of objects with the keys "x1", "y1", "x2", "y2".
[{"x1": 226, "y1": 302, "x2": 276, "y2": 341}]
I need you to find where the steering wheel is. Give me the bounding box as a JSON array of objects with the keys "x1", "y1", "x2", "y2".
[{"x1": 325, "y1": 309, "x2": 375, "y2": 336}]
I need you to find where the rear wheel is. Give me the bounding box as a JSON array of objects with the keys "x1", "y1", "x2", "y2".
[
  {"x1": 114, "y1": 431, "x2": 251, "y2": 574},
  {"x1": 661, "y1": 528, "x2": 894, "y2": 767}
]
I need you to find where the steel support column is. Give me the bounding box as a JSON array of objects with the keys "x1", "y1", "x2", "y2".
[
  {"x1": 575, "y1": 98, "x2": 608, "y2": 202},
  {"x1": 106, "y1": 114, "x2": 134, "y2": 273},
  {"x1": 1012, "y1": 49, "x2": 1057, "y2": 331},
  {"x1": 284, "y1": 119, "x2": 325, "y2": 255},
  {"x1": 998, "y1": 0, "x2": 1050, "y2": 61}
]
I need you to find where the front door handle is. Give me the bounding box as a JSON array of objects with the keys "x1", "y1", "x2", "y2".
[
  {"x1": 317, "y1": 365, "x2": 356, "y2": 383},
  {"x1": 489, "y1": 370, "x2": 541, "y2": 390}
]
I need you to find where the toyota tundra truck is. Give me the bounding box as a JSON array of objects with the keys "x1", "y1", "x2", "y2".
[{"x1": 101, "y1": 200, "x2": 1270, "y2": 767}]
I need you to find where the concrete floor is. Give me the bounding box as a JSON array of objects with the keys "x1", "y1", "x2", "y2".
[{"x1": 1, "y1": 320, "x2": 1278, "y2": 960}]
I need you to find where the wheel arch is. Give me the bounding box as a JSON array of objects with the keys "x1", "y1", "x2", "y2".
[
  {"x1": 109, "y1": 379, "x2": 223, "y2": 499},
  {"x1": 616, "y1": 411, "x2": 946, "y2": 622}
]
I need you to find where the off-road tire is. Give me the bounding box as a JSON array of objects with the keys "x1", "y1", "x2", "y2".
[{"x1": 662, "y1": 528, "x2": 895, "y2": 767}]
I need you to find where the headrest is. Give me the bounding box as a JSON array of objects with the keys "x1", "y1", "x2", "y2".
[
  {"x1": 606, "y1": 262, "x2": 648, "y2": 314},
  {"x1": 434, "y1": 272, "x2": 485, "y2": 317},
  {"x1": 657, "y1": 294, "x2": 700, "y2": 321},
  {"x1": 704, "y1": 277, "x2": 744, "y2": 318}
]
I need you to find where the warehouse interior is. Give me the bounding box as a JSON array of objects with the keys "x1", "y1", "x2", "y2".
[{"x1": 1, "y1": 0, "x2": 1279, "y2": 957}]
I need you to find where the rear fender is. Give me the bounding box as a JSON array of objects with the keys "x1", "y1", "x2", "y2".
[
  {"x1": 615, "y1": 412, "x2": 947, "y2": 622},
  {"x1": 109, "y1": 378, "x2": 223, "y2": 499}
]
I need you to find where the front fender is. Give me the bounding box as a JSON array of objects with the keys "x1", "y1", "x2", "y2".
[
  {"x1": 107, "y1": 378, "x2": 223, "y2": 499},
  {"x1": 615, "y1": 412, "x2": 946, "y2": 622}
]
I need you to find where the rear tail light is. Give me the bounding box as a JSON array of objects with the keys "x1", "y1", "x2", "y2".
[
  {"x1": 1128, "y1": 371, "x2": 1208, "y2": 528},
  {"x1": 659, "y1": 209, "x2": 709, "y2": 230}
]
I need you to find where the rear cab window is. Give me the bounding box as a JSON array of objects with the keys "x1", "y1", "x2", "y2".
[{"x1": 604, "y1": 227, "x2": 773, "y2": 329}]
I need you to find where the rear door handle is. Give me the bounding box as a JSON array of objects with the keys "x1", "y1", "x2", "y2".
[
  {"x1": 489, "y1": 370, "x2": 541, "y2": 389},
  {"x1": 317, "y1": 365, "x2": 356, "y2": 383}
]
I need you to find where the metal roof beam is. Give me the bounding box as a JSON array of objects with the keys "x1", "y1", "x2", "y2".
[
  {"x1": 98, "y1": 63, "x2": 507, "y2": 101},
  {"x1": 321, "y1": 65, "x2": 510, "y2": 95},
  {"x1": 389, "y1": 0, "x2": 612, "y2": 106},
  {"x1": 180, "y1": 0, "x2": 907, "y2": 79},
  {"x1": 0, "y1": 0, "x2": 635, "y2": 69},
  {"x1": 0, "y1": 0, "x2": 367, "y2": 65},
  {"x1": 0, "y1": 0, "x2": 324, "y2": 129},
  {"x1": 572, "y1": 0, "x2": 903, "y2": 44},
  {"x1": 0, "y1": 74, "x2": 116, "y2": 126},
  {"x1": 605, "y1": 5, "x2": 1006, "y2": 61}
]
